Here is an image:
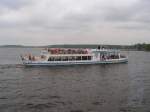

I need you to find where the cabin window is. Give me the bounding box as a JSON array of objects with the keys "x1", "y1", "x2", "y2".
[
  {"x1": 48, "y1": 57, "x2": 54, "y2": 61},
  {"x1": 68, "y1": 56, "x2": 76, "y2": 61},
  {"x1": 82, "y1": 56, "x2": 88, "y2": 60},
  {"x1": 76, "y1": 56, "x2": 81, "y2": 60},
  {"x1": 61, "y1": 56, "x2": 68, "y2": 61},
  {"x1": 88, "y1": 56, "x2": 92, "y2": 60},
  {"x1": 72, "y1": 56, "x2": 76, "y2": 60},
  {"x1": 54, "y1": 57, "x2": 61, "y2": 61}
]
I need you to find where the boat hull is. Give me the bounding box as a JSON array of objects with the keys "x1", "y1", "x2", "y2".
[{"x1": 22, "y1": 58, "x2": 128, "y2": 66}]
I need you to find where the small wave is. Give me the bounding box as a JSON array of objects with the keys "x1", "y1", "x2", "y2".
[
  {"x1": 92, "y1": 99, "x2": 106, "y2": 106},
  {"x1": 26, "y1": 102, "x2": 57, "y2": 109},
  {"x1": 0, "y1": 64, "x2": 24, "y2": 69},
  {"x1": 55, "y1": 101, "x2": 66, "y2": 105},
  {"x1": 49, "y1": 95, "x2": 61, "y2": 99},
  {"x1": 70, "y1": 110, "x2": 84, "y2": 112},
  {"x1": 0, "y1": 97, "x2": 8, "y2": 99}
]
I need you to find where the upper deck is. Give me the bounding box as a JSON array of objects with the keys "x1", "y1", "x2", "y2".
[{"x1": 41, "y1": 48, "x2": 92, "y2": 55}]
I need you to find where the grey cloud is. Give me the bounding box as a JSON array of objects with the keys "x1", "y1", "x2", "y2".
[
  {"x1": 116, "y1": 23, "x2": 150, "y2": 30},
  {"x1": 0, "y1": 0, "x2": 28, "y2": 9},
  {"x1": 0, "y1": 0, "x2": 150, "y2": 45},
  {"x1": 102, "y1": 0, "x2": 150, "y2": 27},
  {"x1": 103, "y1": 7, "x2": 133, "y2": 22}
]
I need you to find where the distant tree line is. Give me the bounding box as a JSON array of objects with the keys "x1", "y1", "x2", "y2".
[
  {"x1": 133, "y1": 43, "x2": 150, "y2": 51},
  {"x1": 0, "y1": 43, "x2": 150, "y2": 51},
  {"x1": 144, "y1": 44, "x2": 150, "y2": 51},
  {"x1": 48, "y1": 44, "x2": 150, "y2": 51}
]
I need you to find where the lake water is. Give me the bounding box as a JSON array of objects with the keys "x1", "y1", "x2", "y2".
[{"x1": 0, "y1": 48, "x2": 150, "y2": 112}]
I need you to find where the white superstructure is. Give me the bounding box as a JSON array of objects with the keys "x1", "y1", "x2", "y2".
[{"x1": 21, "y1": 48, "x2": 128, "y2": 66}]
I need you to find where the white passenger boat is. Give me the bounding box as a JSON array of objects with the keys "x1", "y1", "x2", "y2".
[{"x1": 21, "y1": 47, "x2": 128, "y2": 66}]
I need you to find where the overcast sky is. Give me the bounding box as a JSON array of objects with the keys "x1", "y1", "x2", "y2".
[{"x1": 0, "y1": 0, "x2": 150, "y2": 45}]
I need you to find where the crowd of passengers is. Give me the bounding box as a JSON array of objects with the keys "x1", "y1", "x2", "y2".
[
  {"x1": 26, "y1": 54, "x2": 46, "y2": 61},
  {"x1": 46, "y1": 48, "x2": 88, "y2": 54},
  {"x1": 28, "y1": 54, "x2": 35, "y2": 61},
  {"x1": 100, "y1": 54, "x2": 126, "y2": 60},
  {"x1": 106, "y1": 55, "x2": 119, "y2": 59}
]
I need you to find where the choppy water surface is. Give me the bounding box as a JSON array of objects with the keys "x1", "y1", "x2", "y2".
[{"x1": 0, "y1": 48, "x2": 150, "y2": 112}]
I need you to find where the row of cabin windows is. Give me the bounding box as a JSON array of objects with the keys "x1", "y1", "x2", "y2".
[{"x1": 48, "y1": 56, "x2": 92, "y2": 61}]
